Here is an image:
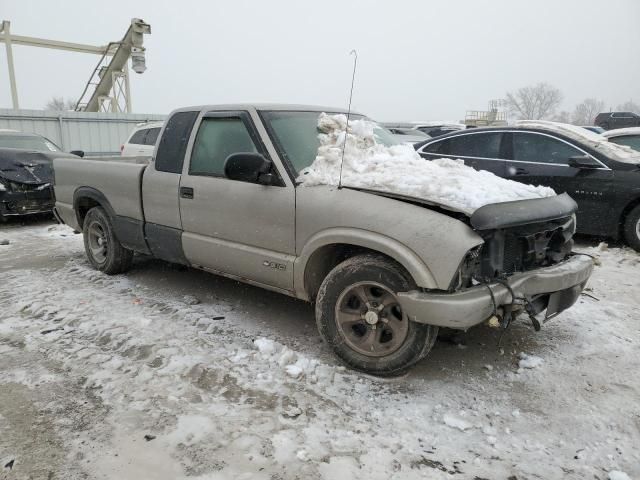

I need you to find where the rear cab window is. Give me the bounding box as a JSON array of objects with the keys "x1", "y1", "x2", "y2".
[{"x1": 155, "y1": 111, "x2": 199, "y2": 173}]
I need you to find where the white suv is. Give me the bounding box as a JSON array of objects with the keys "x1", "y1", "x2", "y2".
[{"x1": 121, "y1": 122, "x2": 163, "y2": 157}]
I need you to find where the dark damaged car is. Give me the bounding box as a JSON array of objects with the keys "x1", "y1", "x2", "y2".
[{"x1": 0, "y1": 132, "x2": 79, "y2": 221}]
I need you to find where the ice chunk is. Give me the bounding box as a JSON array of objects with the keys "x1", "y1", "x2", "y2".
[
  {"x1": 518, "y1": 352, "x2": 544, "y2": 369},
  {"x1": 285, "y1": 364, "x2": 303, "y2": 378},
  {"x1": 608, "y1": 471, "x2": 631, "y2": 480},
  {"x1": 254, "y1": 337, "x2": 278, "y2": 355},
  {"x1": 443, "y1": 413, "x2": 472, "y2": 431}
]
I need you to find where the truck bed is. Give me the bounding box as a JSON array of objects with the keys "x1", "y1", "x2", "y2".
[{"x1": 54, "y1": 156, "x2": 150, "y2": 226}]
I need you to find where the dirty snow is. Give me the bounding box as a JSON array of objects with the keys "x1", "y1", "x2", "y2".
[
  {"x1": 518, "y1": 352, "x2": 544, "y2": 369},
  {"x1": 443, "y1": 413, "x2": 472, "y2": 431},
  {"x1": 608, "y1": 470, "x2": 632, "y2": 480},
  {"x1": 516, "y1": 120, "x2": 640, "y2": 163},
  {"x1": 298, "y1": 113, "x2": 556, "y2": 214},
  {"x1": 0, "y1": 221, "x2": 639, "y2": 479}
]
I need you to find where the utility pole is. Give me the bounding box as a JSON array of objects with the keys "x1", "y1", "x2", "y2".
[{"x1": 1, "y1": 21, "x2": 19, "y2": 109}]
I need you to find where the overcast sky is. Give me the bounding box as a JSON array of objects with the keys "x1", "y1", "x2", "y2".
[{"x1": 1, "y1": 0, "x2": 639, "y2": 121}]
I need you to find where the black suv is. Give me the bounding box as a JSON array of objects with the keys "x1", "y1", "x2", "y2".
[
  {"x1": 595, "y1": 112, "x2": 640, "y2": 130},
  {"x1": 415, "y1": 123, "x2": 640, "y2": 250}
]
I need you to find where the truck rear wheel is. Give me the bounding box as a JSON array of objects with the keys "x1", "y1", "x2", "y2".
[
  {"x1": 315, "y1": 254, "x2": 438, "y2": 376},
  {"x1": 82, "y1": 206, "x2": 133, "y2": 274},
  {"x1": 623, "y1": 204, "x2": 640, "y2": 252}
]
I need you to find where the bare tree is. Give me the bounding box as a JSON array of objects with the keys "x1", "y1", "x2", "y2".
[
  {"x1": 45, "y1": 96, "x2": 76, "y2": 111},
  {"x1": 505, "y1": 82, "x2": 563, "y2": 120},
  {"x1": 617, "y1": 100, "x2": 640, "y2": 114},
  {"x1": 553, "y1": 110, "x2": 571, "y2": 124},
  {"x1": 572, "y1": 98, "x2": 605, "y2": 125}
]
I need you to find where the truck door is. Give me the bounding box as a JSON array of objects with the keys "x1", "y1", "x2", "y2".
[
  {"x1": 178, "y1": 110, "x2": 296, "y2": 292},
  {"x1": 142, "y1": 110, "x2": 199, "y2": 263}
]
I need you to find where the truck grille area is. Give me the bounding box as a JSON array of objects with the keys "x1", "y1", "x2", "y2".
[{"x1": 476, "y1": 215, "x2": 575, "y2": 280}]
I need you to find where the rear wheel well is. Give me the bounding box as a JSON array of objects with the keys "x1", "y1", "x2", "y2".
[
  {"x1": 304, "y1": 244, "x2": 411, "y2": 301},
  {"x1": 75, "y1": 197, "x2": 101, "y2": 228}
]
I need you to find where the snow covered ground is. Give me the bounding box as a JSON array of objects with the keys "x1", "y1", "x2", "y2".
[{"x1": 1, "y1": 219, "x2": 639, "y2": 479}]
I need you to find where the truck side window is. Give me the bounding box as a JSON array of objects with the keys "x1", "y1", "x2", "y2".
[
  {"x1": 155, "y1": 111, "x2": 198, "y2": 173},
  {"x1": 189, "y1": 117, "x2": 258, "y2": 176}
]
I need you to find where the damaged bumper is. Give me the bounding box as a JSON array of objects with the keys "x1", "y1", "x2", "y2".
[
  {"x1": 397, "y1": 254, "x2": 593, "y2": 330},
  {"x1": 0, "y1": 186, "x2": 55, "y2": 218}
]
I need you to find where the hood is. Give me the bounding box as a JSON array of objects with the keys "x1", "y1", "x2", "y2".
[
  {"x1": 352, "y1": 188, "x2": 578, "y2": 232},
  {"x1": 0, "y1": 148, "x2": 74, "y2": 185}
]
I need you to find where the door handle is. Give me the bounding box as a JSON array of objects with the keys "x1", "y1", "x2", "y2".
[
  {"x1": 180, "y1": 186, "x2": 194, "y2": 199},
  {"x1": 514, "y1": 167, "x2": 529, "y2": 175}
]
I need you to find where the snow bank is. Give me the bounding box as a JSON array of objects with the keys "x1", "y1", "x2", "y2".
[
  {"x1": 297, "y1": 114, "x2": 556, "y2": 215},
  {"x1": 516, "y1": 120, "x2": 640, "y2": 163}
]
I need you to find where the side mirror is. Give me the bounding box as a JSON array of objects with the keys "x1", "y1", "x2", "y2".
[
  {"x1": 70, "y1": 150, "x2": 85, "y2": 158},
  {"x1": 568, "y1": 155, "x2": 600, "y2": 169},
  {"x1": 224, "y1": 152, "x2": 274, "y2": 185}
]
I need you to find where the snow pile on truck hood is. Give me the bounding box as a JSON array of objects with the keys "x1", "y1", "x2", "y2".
[{"x1": 297, "y1": 114, "x2": 555, "y2": 215}]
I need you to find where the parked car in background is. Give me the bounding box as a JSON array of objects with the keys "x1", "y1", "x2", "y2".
[
  {"x1": 602, "y1": 127, "x2": 640, "y2": 152},
  {"x1": 383, "y1": 122, "x2": 465, "y2": 138},
  {"x1": 0, "y1": 130, "x2": 80, "y2": 221},
  {"x1": 121, "y1": 121, "x2": 163, "y2": 156},
  {"x1": 385, "y1": 127, "x2": 431, "y2": 145},
  {"x1": 581, "y1": 126, "x2": 605, "y2": 134},
  {"x1": 53, "y1": 104, "x2": 592, "y2": 375},
  {"x1": 594, "y1": 112, "x2": 640, "y2": 130},
  {"x1": 416, "y1": 121, "x2": 640, "y2": 250}
]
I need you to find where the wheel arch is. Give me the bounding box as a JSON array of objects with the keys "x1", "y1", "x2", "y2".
[
  {"x1": 294, "y1": 228, "x2": 438, "y2": 301},
  {"x1": 73, "y1": 187, "x2": 117, "y2": 230}
]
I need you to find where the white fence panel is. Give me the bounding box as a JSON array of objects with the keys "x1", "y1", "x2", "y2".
[{"x1": 0, "y1": 109, "x2": 166, "y2": 155}]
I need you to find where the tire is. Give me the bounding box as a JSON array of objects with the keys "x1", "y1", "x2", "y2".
[
  {"x1": 82, "y1": 206, "x2": 133, "y2": 274},
  {"x1": 315, "y1": 254, "x2": 438, "y2": 376},
  {"x1": 623, "y1": 204, "x2": 640, "y2": 252}
]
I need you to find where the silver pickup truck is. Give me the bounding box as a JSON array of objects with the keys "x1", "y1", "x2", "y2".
[{"x1": 53, "y1": 104, "x2": 593, "y2": 375}]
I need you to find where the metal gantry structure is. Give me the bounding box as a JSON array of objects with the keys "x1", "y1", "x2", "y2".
[{"x1": 0, "y1": 18, "x2": 150, "y2": 112}]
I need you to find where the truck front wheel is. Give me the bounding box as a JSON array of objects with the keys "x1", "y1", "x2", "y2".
[
  {"x1": 82, "y1": 206, "x2": 133, "y2": 274},
  {"x1": 315, "y1": 254, "x2": 438, "y2": 376}
]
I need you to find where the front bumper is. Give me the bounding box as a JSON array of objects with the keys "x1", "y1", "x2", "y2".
[
  {"x1": 397, "y1": 254, "x2": 594, "y2": 330},
  {"x1": 0, "y1": 187, "x2": 55, "y2": 217}
]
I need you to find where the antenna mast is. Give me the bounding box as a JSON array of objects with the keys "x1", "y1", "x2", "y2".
[{"x1": 338, "y1": 49, "x2": 357, "y2": 189}]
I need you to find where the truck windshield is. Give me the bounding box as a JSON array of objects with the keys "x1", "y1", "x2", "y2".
[
  {"x1": 0, "y1": 134, "x2": 62, "y2": 152},
  {"x1": 261, "y1": 111, "x2": 399, "y2": 175}
]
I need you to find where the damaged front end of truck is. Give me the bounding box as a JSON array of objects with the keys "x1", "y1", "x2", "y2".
[{"x1": 395, "y1": 193, "x2": 594, "y2": 331}]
